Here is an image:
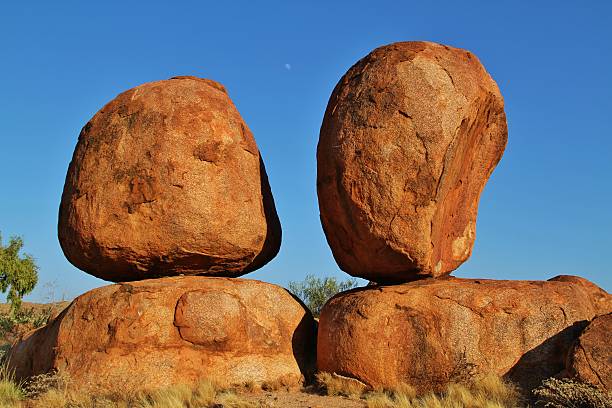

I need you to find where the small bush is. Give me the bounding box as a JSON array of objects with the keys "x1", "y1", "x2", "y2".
[
  {"x1": 23, "y1": 370, "x2": 66, "y2": 398},
  {"x1": 533, "y1": 377, "x2": 611, "y2": 408},
  {"x1": 288, "y1": 275, "x2": 359, "y2": 316},
  {"x1": 0, "y1": 306, "x2": 52, "y2": 346}
]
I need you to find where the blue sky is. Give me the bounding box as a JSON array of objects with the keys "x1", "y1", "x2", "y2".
[{"x1": 1, "y1": 1, "x2": 610, "y2": 302}]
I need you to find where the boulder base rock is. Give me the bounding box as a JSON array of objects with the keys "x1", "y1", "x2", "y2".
[
  {"x1": 59, "y1": 76, "x2": 281, "y2": 281},
  {"x1": 317, "y1": 275, "x2": 611, "y2": 393},
  {"x1": 8, "y1": 277, "x2": 316, "y2": 393},
  {"x1": 564, "y1": 313, "x2": 611, "y2": 390},
  {"x1": 317, "y1": 41, "x2": 507, "y2": 283}
]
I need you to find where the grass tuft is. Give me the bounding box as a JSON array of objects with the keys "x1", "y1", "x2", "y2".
[
  {"x1": 189, "y1": 379, "x2": 218, "y2": 407},
  {"x1": 316, "y1": 371, "x2": 367, "y2": 398},
  {"x1": 215, "y1": 391, "x2": 258, "y2": 408},
  {"x1": 0, "y1": 364, "x2": 24, "y2": 407}
]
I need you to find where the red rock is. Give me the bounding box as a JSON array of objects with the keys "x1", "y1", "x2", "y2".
[
  {"x1": 565, "y1": 313, "x2": 611, "y2": 390},
  {"x1": 317, "y1": 275, "x2": 611, "y2": 392},
  {"x1": 59, "y1": 76, "x2": 281, "y2": 281},
  {"x1": 317, "y1": 42, "x2": 507, "y2": 283},
  {"x1": 7, "y1": 277, "x2": 316, "y2": 393}
]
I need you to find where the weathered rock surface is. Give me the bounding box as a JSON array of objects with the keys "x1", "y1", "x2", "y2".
[
  {"x1": 317, "y1": 275, "x2": 611, "y2": 392},
  {"x1": 565, "y1": 313, "x2": 611, "y2": 390},
  {"x1": 59, "y1": 76, "x2": 281, "y2": 281},
  {"x1": 317, "y1": 41, "x2": 507, "y2": 283},
  {"x1": 8, "y1": 277, "x2": 316, "y2": 393}
]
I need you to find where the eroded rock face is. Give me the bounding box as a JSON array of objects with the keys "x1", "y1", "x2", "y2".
[
  {"x1": 59, "y1": 76, "x2": 281, "y2": 281},
  {"x1": 317, "y1": 41, "x2": 507, "y2": 283},
  {"x1": 8, "y1": 277, "x2": 316, "y2": 393},
  {"x1": 317, "y1": 275, "x2": 611, "y2": 393},
  {"x1": 565, "y1": 313, "x2": 611, "y2": 390}
]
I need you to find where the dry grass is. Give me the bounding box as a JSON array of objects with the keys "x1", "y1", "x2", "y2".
[
  {"x1": 214, "y1": 392, "x2": 258, "y2": 408},
  {"x1": 2, "y1": 368, "x2": 609, "y2": 408},
  {"x1": 316, "y1": 372, "x2": 522, "y2": 408},
  {"x1": 0, "y1": 369, "x2": 259, "y2": 408},
  {"x1": 0, "y1": 365, "x2": 24, "y2": 407},
  {"x1": 316, "y1": 372, "x2": 368, "y2": 398}
]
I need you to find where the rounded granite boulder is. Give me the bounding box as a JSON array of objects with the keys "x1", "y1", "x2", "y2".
[
  {"x1": 565, "y1": 312, "x2": 611, "y2": 390},
  {"x1": 317, "y1": 41, "x2": 507, "y2": 283},
  {"x1": 59, "y1": 76, "x2": 281, "y2": 281}
]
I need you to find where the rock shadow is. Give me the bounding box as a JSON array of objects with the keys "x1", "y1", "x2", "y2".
[
  {"x1": 286, "y1": 290, "x2": 318, "y2": 384},
  {"x1": 244, "y1": 156, "x2": 282, "y2": 273},
  {"x1": 505, "y1": 319, "x2": 589, "y2": 392}
]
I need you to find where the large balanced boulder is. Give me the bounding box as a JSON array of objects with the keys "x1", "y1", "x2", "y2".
[
  {"x1": 8, "y1": 277, "x2": 316, "y2": 393},
  {"x1": 317, "y1": 275, "x2": 611, "y2": 393},
  {"x1": 59, "y1": 76, "x2": 281, "y2": 281},
  {"x1": 317, "y1": 41, "x2": 507, "y2": 283},
  {"x1": 564, "y1": 312, "x2": 611, "y2": 390}
]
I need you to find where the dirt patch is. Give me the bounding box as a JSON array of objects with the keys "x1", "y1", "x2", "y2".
[{"x1": 240, "y1": 390, "x2": 366, "y2": 408}]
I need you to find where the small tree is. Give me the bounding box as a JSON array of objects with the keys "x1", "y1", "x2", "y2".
[
  {"x1": 0, "y1": 233, "x2": 38, "y2": 313},
  {"x1": 288, "y1": 274, "x2": 359, "y2": 317}
]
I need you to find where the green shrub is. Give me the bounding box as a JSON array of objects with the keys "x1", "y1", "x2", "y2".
[
  {"x1": 288, "y1": 274, "x2": 359, "y2": 317},
  {"x1": 0, "y1": 233, "x2": 38, "y2": 314},
  {"x1": 533, "y1": 377, "x2": 611, "y2": 408},
  {"x1": 0, "y1": 306, "x2": 52, "y2": 347}
]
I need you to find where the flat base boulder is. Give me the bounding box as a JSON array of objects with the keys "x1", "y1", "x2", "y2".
[
  {"x1": 317, "y1": 275, "x2": 610, "y2": 393},
  {"x1": 564, "y1": 312, "x2": 611, "y2": 390},
  {"x1": 8, "y1": 277, "x2": 316, "y2": 393}
]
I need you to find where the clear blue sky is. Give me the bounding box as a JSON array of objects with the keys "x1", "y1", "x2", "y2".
[{"x1": 1, "y1": 1, "x2": 610, "y2": 302}]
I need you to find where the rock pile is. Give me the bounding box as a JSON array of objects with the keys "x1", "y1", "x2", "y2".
[
  {"x1": 7, "y1": 43, "x2": 610, "y2": 397},
  {"x1": 316, "y1": 42, "x2": 611, "y2": 392},
  {"x1": 9, "y1": 76, "x2": 315, "y2": 393}
]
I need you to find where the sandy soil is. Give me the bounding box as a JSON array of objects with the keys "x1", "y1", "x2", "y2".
[{"x1": 239, "y1": 390, "x2": 366, "y2": 408}]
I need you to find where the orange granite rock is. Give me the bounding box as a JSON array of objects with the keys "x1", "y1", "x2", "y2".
[
  {"x1": 59, "y1": 76, "x2": 281, "y2": 281},
  {"x1": 317, "y1": 275, "x2": 610, "y2": 392},
  {"x1": 317, "y1": 42, "x2": 507, "y2": 283},
  {"x1": 8, "y1": 277, "x2": 316, "y2": 393}
]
